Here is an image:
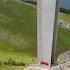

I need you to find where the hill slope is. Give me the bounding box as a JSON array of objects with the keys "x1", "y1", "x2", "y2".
[
  {"x1": 0, "y1": 0, "x2": 37, "y2": 69},
  {"x1": 56, "y1": 12, "x2": 70, "y2": 61},
  {"x1": 59, "y1": 12, "x2": 70, "y2": 23},
  {"x1": 0, "y1": 0, "x2": 70, "y2": 69}
]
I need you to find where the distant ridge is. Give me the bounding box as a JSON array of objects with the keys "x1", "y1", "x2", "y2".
[
  {"x1": 20, "y1": 0, "x2": 37, "y2": 4},
  {"x1": 60, "y1": 8, "x2": 70, "y2": 14}
]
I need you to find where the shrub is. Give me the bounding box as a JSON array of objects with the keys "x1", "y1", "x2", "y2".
[
  {"x1": 16, "y1": 62, "x2": 25, "y2": 66},
  {"x1": 4, "y1": 58, "x2": 25, "y2": 66},
  {"x1": 4, "y1": 58, "x2": 16, "y2": 65},
  {"x1": 0, "y1": 61, "x2": 2, "y2": 65}
]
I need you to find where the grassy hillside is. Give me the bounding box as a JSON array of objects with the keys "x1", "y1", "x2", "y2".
[
  {"x1": 0, "y1": 0, "x2": 70, "y2": 69},
  {"x1": 59, "y1": 12, "x2": 70, "y2": 23},
  {"x1": 56, "y1": 27, "x2": 70, "y2": 59},
  {"x1": 0, "y1": 0, "x2": 37, "y2": 69},
  {"x1": 56, "y1": 13, "x2": 70, "y2": 60}
]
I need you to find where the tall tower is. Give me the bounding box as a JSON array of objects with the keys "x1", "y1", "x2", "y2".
[{"x1": 37, "y1": 0, "x2": 59, "y2": 68}]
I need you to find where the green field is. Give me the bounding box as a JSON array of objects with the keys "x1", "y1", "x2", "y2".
[
  {"x1": 0, "y1": 0, "x2": 70, "y2": 70},
  {"x1": 0, "y1": 0, "x2": 37, "y2": 69},
  {"x1": 55, "y1": 12, "x2": 70, "y2": 60},
  {"x1": 56, "y1": 27, "x2": 70, "y2": 60},
  {"x1": 59, "y1": 12, "x2": 70, "y2": 23},
  {"x1": 0, "y1": 65, "x2": 24, "y2": 70}
]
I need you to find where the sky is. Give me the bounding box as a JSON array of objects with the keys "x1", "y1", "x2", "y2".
[
  {"x1": 60, "y1": 0, "x2": 70, "y2": 9},
  {"x1": 24, "y1": 0, "x2": 70, "y2": 10}
]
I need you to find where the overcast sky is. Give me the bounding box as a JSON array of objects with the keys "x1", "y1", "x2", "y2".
[
  {"x1": 24, "y1": 0, "x2": 70, "y2": 9},
  {"x1": 60, "y1": 0, "x2": 70, "y2": 9},
  {"x1": 35, "y1": 0, "x2": 70, "y2": 9}
]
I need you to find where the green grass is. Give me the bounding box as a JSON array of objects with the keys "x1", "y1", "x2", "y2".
[
  {"x1": 59, "y1": 12, "x2": 70, "y2": 23},
  {"x1": 0, "y1": 0, "x2": 70, "y2": 69},
  {"x1": 0, "y1": 0, "x2": 37, "y2": 69},
  {"x1": 56, "y1": 27, "x2": 70, "y2": 60},
  {"x1": 55, "y1": 12, "x2": 70, "y2": 60},
  {"x1": 0, "y1": 65, "x2": 24, "y2": 70}
]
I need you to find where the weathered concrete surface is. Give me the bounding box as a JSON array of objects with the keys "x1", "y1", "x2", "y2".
[
  {"x1": 51, "y1": 63, "x2": 70, "y2": 70},
  {"x1": 57, "y1": 51, "x2": 70, "y2": 70},
  {"x1": 51, "y1": 51, "x2": 70, "y2": 70},
  {"x1": 57, "y1": 51, "x2": 70, "y2": 64}
]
